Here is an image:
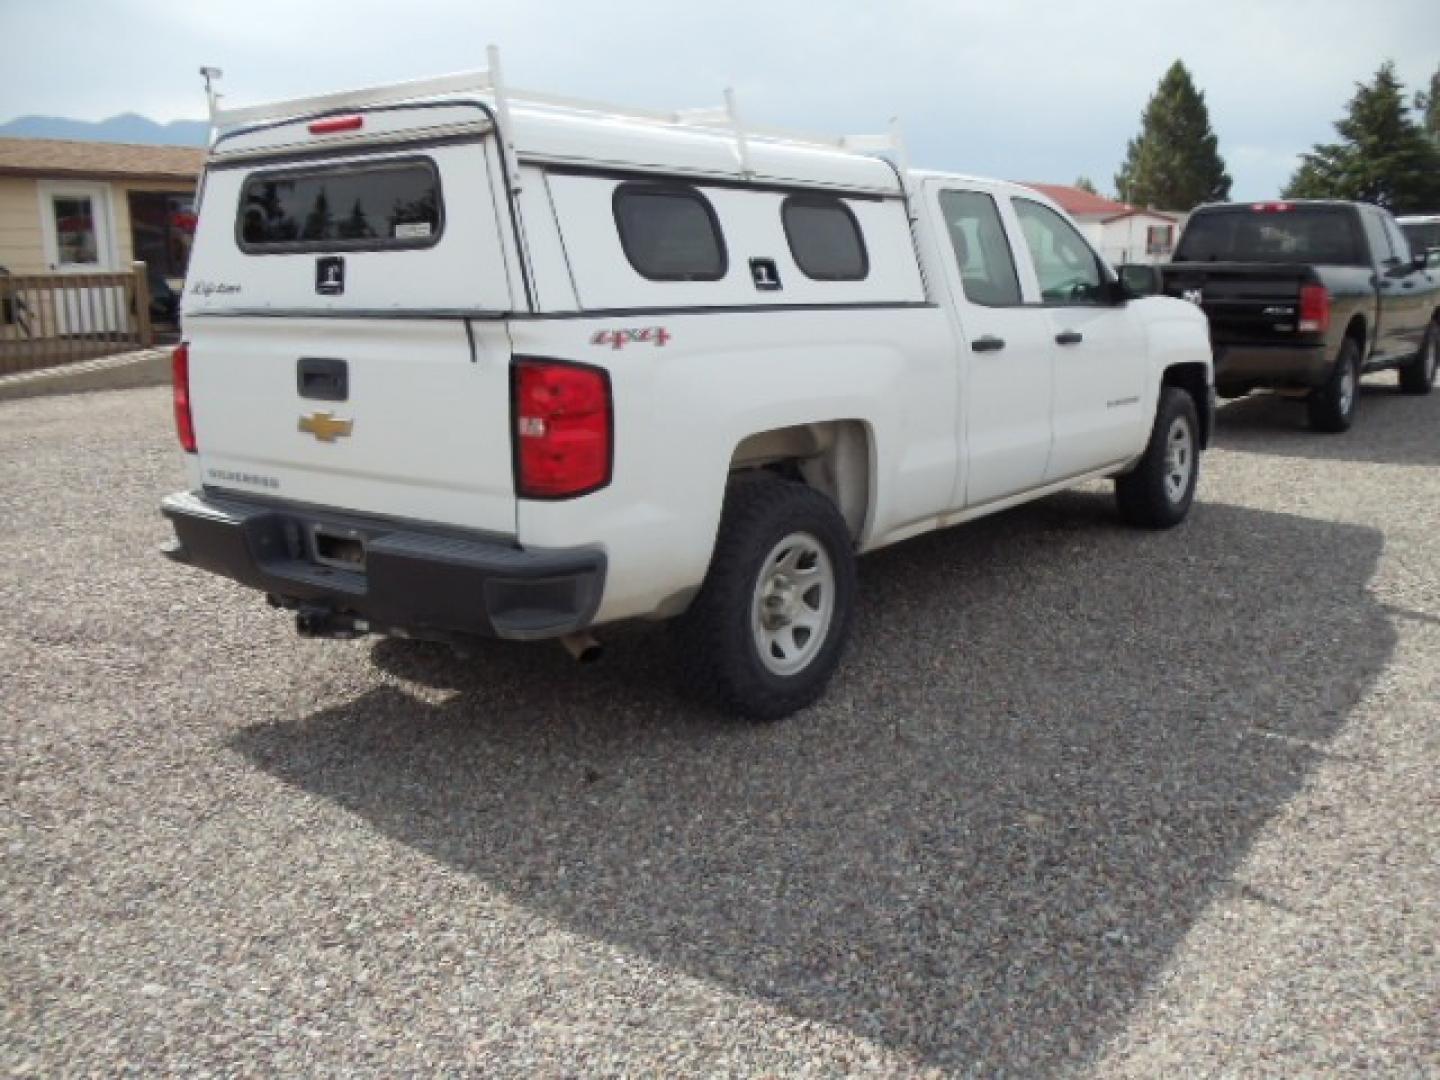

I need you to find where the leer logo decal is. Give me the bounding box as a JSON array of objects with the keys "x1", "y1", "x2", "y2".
[
  {"x1": 298, "y1": 411, "x2": 354, "y2": 442},
  {"x1": 591, "y1": 327, "x2": 671, "y2": 350}
]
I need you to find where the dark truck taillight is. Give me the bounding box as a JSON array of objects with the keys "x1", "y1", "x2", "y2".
[
  {"x1": 512, "y1": 358, "x2": 612, "y2": 498},
  {"x1": 1298, "y1": 284, "x2": 1331, "y2": 334},
  {"x1": 172, "y1": 341, "x2": 196, "y2": 453}
]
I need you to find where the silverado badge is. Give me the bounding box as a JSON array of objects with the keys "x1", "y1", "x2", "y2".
[{"x1": 298, "y1": 411, "x2": 354, "y2": 442}]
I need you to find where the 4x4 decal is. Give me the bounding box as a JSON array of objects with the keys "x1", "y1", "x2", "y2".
[{"x1": 591, "y1": 327, "x2": 671, "y2": 350}]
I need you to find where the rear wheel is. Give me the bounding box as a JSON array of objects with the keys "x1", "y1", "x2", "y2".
[
  {"x1": 1398, "y1": 320, "x2": 1438, "y2": 395},
  {"x1": 1114, "y1": 387, "x2": 1200, "y2": 529},
  {"x1": 1307, "y1": 337, "x2": 1360, "y2": 432},
  {"x1": 679, "y1": 475, "x2": 856, "y2": 721}
]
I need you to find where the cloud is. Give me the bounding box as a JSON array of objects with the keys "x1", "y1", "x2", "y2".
[{"x1": 3, "y1": 0, "x2": 1437, "y2": 198}]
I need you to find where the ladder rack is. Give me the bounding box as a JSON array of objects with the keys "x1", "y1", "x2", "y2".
[{"x1": 203, "y1": 45, "x2": 909, "y2": 187}]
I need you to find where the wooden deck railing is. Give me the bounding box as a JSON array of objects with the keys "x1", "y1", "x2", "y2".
[{"x1": 0, "y1": 262, "x2": 154, "y2": 376}]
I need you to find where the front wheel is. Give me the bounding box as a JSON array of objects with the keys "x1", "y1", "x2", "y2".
[
  {"x1": 1114, "y1": 387, "x2": 1200, "y2": 529},
  {"x1": 1398, "y1": 320, "x2": 1438, "y2": 395},
  {"x1": 678, "y1": 475, "x2": 856, "y2": 721},
  {"x1": 1307, "y1": 337, "x2": 1360, "y2": 432}
]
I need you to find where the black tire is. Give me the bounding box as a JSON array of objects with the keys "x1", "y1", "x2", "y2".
[
  {"x1": 1398, "y1": 319, "x2": 1438, "y2": 395},
  {"x1": 1114, "y1": 387, "x2": 1200, "y2": 529},
  {"x1": 1307, "y1": 337, "x2": 1361, "y2": 432},
  {"x1": 678, "y1": 474, "x2": 857, "y2": 721}
]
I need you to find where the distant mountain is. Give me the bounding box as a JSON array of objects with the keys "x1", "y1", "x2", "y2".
[{"x1": 0, "y1": 113, "x2": 207, "y2": 146}]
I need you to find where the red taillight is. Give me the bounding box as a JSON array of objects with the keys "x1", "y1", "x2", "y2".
[
  {"x1": 1298, "y1": 284, "x2": 1331, "y2": 334},
  {"x1": 513, "y1": 358, "x2": 612, "y2": 498},
  {"x1": 172, "y1": 342, "x2": 196, "y2": 453},
  {"x1": 308, "y1": 115, "x2": 363, "y2": 134},
  {"x1": 1253, "y1": 201, "x2": 1292, "y2": 213}
]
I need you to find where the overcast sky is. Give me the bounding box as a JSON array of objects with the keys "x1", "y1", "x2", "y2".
[{"x1": 2, "y1": 0, "x2": 1437, "y2": 199}]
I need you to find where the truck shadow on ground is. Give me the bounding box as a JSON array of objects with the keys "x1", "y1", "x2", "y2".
[
  {"x1": 232, "y1": 492, "x2": 1393, "y2": 1073},
  {"x1": 1214, "y1": 380, "x2": 1439, "y2": 467}
]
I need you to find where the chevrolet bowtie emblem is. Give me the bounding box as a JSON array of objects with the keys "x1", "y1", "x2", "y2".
[{"x1": 298, "y1": 411, "x2": 354, "y2": 442}]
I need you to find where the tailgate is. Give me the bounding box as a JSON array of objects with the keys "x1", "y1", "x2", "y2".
[
  {"x1": 1162, "y1": 262, "x2": 1315, "y2": 345},
  {"x1": 187, "y1": 316, "x2": 515, "y2": 533},
  {"x1": 182, "y1": 111, "x2": 519, "y2": 535}
]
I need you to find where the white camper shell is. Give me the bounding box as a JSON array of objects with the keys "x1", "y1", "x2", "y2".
[{"x1": 163, "y1": 53, "x2": 1214, "y2": 719}]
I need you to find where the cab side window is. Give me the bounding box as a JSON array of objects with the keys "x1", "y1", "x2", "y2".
[
  {"x1": 1360, "y1": 209, "x2": 1392, "y2": 266},
  {"x1": 1381, "y1": 215, "x2": 1413, "y2": 266},
  {"x1": 1013, "y1": 197, "x2": 1106, "y2": 304},
  {"x1": 938, "y1": 190, "x2": 1021, "y2": 306}
]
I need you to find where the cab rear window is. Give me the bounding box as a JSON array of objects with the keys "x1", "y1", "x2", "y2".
[
  {"x1": 237, "y1": 157, "x2": 443, "y2": 253},
  {"x1": 1173, "y1": 207, "x2": 1364, "y2": 266}
]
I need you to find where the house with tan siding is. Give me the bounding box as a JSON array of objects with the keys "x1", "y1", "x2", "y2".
[{"x1": 0, "y1": 137, "x2": 204, "y2": 285}]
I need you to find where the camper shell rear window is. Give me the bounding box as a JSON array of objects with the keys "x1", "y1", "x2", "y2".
[{"x1": 236, "y1": 157, "x2": 443, "y2": 253}]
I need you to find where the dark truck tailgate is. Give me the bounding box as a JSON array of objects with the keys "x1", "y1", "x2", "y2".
[{"x1": 1160, "y1": 262, "x2": 1317, "y2": 346}]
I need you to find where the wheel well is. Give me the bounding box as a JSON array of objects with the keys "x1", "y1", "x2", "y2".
[
  {"x1": 1344, "y1": 314, "x2": 1367, "y2": 349},
  {"x1": 1162, "y1": 363, "x2": 1212, "y2": 447},
  {"x1": 729, "y1": 420, "x2": 871, "y2": 541}
]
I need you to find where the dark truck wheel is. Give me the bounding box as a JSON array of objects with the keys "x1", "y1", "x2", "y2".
[
  {"x1": 679, "y1": 474, "x2": 856, "y2": 721},
  {"x1": 1308, "y1": 337, "x2": 1361, "y2": 432},
  {"x1": 1114, "y1": 387, "x2": 1200, "y2": 529},
  {"x1": 1399, "y1": 320, "x2": 1438, "y2": 395}
]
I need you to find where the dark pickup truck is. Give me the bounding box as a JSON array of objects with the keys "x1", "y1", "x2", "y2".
[{"x1": 1126, "y1": 200, "x2": 1439, "y2": 432}]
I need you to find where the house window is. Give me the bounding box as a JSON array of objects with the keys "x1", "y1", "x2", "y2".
[
  {"x1": 612, "y1": 183, "x2": 727, "y2": 281},
  {"x1": 1145, "y1": 224, "x2": 1174, "y2": 256},
  {"x1": 52, "y1": 196, "x2": 100, "y2": 266},
  {"x1": 781, "y1": 195, "x2": 868, "y2": 280},
  {"x1": 128, "y1": 191, "x2": 196, "y2": 278}
]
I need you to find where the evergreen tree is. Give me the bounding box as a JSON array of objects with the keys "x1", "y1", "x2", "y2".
[
  {"x1": 1074, "y1": 176, "x2": 1098, "y2": 195},
  {"x1": 1115, "y1": 61, "x2": 1231, "y2": 210},
  {"x1": 1284, "y1": 62, "x2": 1440, "y2": 211},
  {"x1": 1415, "y1": 64, "x2": 1440, "y2": 145}
]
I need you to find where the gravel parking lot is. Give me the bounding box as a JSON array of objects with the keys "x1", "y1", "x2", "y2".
[{"x1": 2, "y1": 380, "x2": 1437, "y2": 1075}]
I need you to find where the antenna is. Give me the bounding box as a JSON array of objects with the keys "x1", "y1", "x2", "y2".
[{"x1": 199, "y1": 66, "x2": 224, "y2": 123}]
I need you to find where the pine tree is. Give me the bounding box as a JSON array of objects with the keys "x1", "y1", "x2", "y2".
[
  {"x1": 1115, "y1": 61, "x2": 1231, "y2": 210},
  {"x1": 1284, "y1": 62, "x2": 1440, "y2": 211},
  {"x1": 1074, "y1": 176, "x2": 1098, "y2": 195},
  {"x1": 1415, "y1": 65, "x2": 1440, "y2": 145}
]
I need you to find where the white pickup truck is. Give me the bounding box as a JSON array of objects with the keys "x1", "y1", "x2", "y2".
[{"x1": 162, "y1": 55, "x2": 1214, "y2": 719}]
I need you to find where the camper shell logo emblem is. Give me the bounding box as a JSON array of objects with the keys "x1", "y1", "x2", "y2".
[{"x1": 316, "y1": 257, "x2": 345, "y2": 296}]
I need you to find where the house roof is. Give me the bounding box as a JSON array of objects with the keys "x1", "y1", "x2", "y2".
[
  {"x1": 0, "y1": 137, "x2": 204, "y2": 182},
  {"x1": 1101, "y1": 207, "x2": 1179, "y2": 225},
  {"x1": 1019, "y1": 182, "x2": 1178, "y2": 224}
]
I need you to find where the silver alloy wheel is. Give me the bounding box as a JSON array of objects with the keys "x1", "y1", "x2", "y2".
[
  {"x1": 750, "y1": 531, "x2": 835, "y2": 677},
  {"x1": 1163, "y1": 417, "x2": 1194, "y2": 503},
  {"x1": 1339, "y1": 359, "x2": 1357, "y2": 415}
]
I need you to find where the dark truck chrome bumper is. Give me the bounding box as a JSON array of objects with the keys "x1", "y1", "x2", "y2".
[
  {"x1": 160, "y1": 490, "x2": 605, "y2": 641},
  {"x1": 1213, "y1": 342, "x2": 1332, "y2": 390}
]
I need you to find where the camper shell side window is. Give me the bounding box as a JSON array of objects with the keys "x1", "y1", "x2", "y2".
[
  {"x1": 781, "y1": 195, "x2": 869, "y2": 281},
  {"x1": 612, "y1": 182, "x2": 728, "y2": 282},
  {"x1": 236, "y1": 156, "x2": 445, "y2": 254}
]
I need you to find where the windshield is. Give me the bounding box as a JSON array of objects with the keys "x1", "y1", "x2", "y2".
[{"x1": 1173, "y1": 207, "x2": 1365, "y2": 266}]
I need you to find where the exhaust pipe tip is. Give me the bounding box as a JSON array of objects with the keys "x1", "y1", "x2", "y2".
[{"x1": 559, "y1": 631, "x2": 603, "y2": 664}]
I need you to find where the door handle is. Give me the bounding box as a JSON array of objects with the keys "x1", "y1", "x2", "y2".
[
  {"x1": 971, "y1": 335, "x2": 1006, "y2": 352},
  {"x1": 1055, "y1": 330, "x2": 1084, "y2": 345}
]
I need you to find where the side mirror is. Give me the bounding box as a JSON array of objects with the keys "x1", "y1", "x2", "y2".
[
  {"x1": 1427, "y1": 249, "x2": 1440, "y2": 269},
  {"x1": 1118, "y1": 263, "x2": 1163, "y2": 298}
]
